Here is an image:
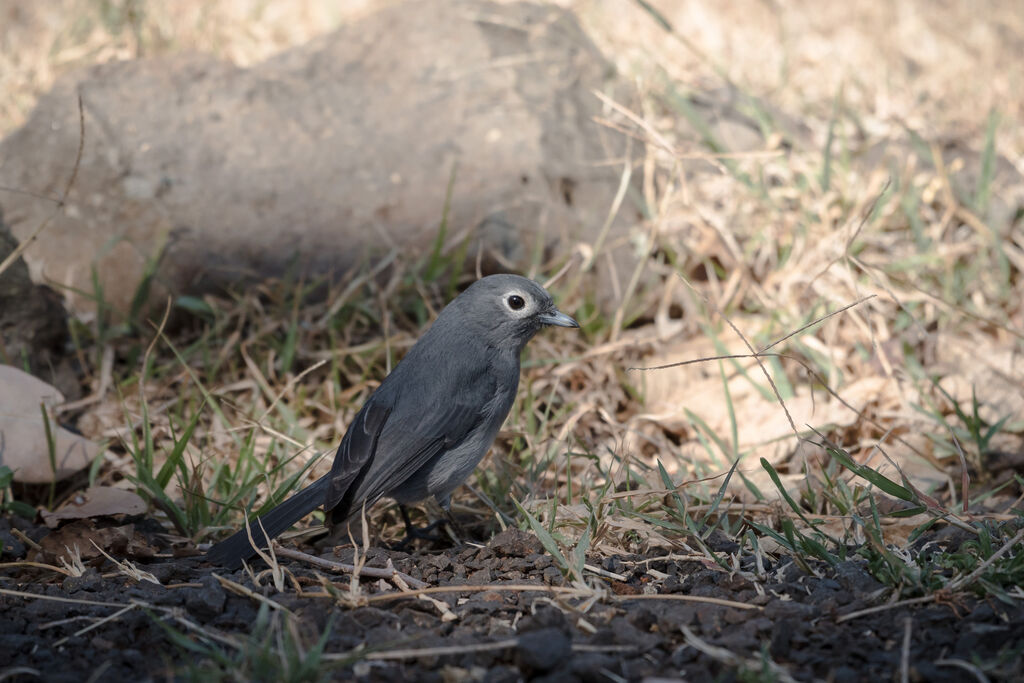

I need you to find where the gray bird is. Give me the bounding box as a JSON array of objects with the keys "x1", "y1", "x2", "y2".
[{"x1": 207, "y1": 274, "x2": 578, "y2": 567}]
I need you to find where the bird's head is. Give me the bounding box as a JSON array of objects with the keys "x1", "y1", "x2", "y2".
[{"x1": 448, "y1": 274, "x2": 578, "y2": 352}]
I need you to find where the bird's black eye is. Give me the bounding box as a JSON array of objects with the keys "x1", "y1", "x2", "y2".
[{"x1": 507, "y1": 294, "x2": 525, "y2": 310}]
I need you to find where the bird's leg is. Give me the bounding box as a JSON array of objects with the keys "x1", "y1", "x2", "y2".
[
  {"x1": 390, "y1": 505, "x2": 449, "y2": 550},
  {"x1": 401, "y1": 505, "x2": 448, "y2": 539},
  {"x1": 439, "y1": 505, "x2": 465, "y2": 544},
  {"x1": 433, "y1": 495, "x2": 467, "y2": 545}
]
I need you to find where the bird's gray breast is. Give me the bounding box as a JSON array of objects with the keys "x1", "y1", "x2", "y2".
[{"x1": 387, "y1": 358, "x2": 519, "y2": 507}]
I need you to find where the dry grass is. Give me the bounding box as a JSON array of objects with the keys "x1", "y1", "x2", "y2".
[{"x1": 3, "y1": 1, "x2": 1023, "y2": 664}]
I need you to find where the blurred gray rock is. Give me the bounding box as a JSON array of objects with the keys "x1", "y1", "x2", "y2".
[
  {"x1": 0, "y1": 0, "x2": 633, "y2": 314},
  {"x1": 0, "y1": 213, "x2": 77, "y2": 396}
]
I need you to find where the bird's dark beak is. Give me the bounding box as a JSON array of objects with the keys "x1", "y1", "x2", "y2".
[{"x1": 538, "y1": 308, "x2": 579, "y2": 328}]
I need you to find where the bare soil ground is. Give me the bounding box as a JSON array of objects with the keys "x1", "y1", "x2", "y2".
[{"x1": 3, "y1": 513, "x2": 1023, "y2": 682}]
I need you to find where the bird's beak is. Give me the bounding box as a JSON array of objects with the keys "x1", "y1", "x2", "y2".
[{"x1": 538, "y1": 308, "x2": 579, "y2": 328}]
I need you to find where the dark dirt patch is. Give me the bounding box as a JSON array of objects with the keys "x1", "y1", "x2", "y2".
[{"x1": 2, "y1": 518, "x2": 1022, "y2": 681}]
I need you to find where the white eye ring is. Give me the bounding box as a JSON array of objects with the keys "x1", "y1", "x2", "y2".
[{"x1": 502, "y1": 289, "x2": 535, "y2": 317}]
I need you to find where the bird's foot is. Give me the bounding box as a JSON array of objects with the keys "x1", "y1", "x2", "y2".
[
  {"x1": 390, "y1": 518, "x2": 449, "y2": 551},
  {"x1": 390, "y1": 505, "x2": 461, "y2": 551}
]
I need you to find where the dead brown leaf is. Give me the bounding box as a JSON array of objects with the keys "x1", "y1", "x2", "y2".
[{"x1": 40, "y1": 486, "x2": 147, "y2": 528}]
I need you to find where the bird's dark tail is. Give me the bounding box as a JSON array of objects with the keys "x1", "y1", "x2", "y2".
[{"x1": 206, "y1": 475, "x2": 329, "y2": 569}]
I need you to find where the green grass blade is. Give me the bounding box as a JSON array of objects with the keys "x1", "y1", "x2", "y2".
[
  {"x1": 156, "y1": 406, "x2": 205, "y2": 489},
  {"x1": 513, "y1": 497, "x2": 570, "y2": 572},
  {"x1": 827, "y1": 447, "x2": 915, "y2": 502}
]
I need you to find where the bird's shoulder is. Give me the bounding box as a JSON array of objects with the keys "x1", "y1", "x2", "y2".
[{"x1": 385, "y1": 325, "x2": 510, "y2": 393}]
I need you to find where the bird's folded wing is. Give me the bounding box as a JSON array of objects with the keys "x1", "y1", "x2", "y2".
[
  {"x1": 324, "y1": 400, "x2": 391, "y2": 510},
  {"x1": 323, "y1": 381, "x2": 488, "y2": 514}
]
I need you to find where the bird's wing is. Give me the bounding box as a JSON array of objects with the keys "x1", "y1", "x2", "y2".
[
  {"x1": 323, "y1": 369, "x2": 492, "y2": 515},
  {"x1": 324, "y1": 399, "x2": 392, "y2": 511}
]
